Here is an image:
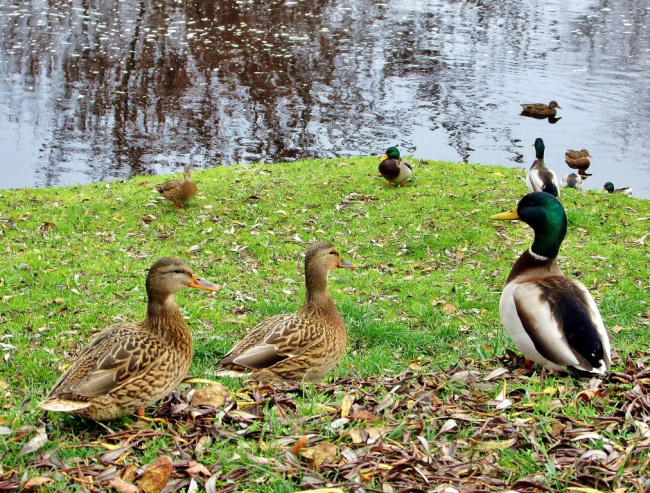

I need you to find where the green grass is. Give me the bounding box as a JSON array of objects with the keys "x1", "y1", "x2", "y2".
[{"x1": 1, "y1": 157, "x2": 649, "y2": 491}]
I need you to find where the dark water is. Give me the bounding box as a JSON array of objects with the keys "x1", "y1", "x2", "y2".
[{"x1": 1, "y1": 0, "x2": 649, "y2": 198}]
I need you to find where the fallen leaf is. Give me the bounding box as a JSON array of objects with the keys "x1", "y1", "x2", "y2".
[
  {"x1": 349, "y1": 410, "x2": 375, "y2": 421},
  {"x1": 441, "y1": 303, "x2": 457, "y2": 314},
  {"x1": 23, "y1": 477, "x2": 54, "y2": 490},
  {"x1": 474, "y1": 437, "x2": 516, "y2": 451},
  {"x1": 340, "y1": 393, "x2": 355, "y2": 418},
  {"x1": 192, "y1": 383, "x2": 228, "y2": 409},
  {"x1": 185, "y1": 461, "x2": 211, "y2": 478},
  {"x1": 108, "y1": 477, "x2": 139, "y2": 493},
  {"x1": 291, "y1": 436, "x2": 309, "y2": 455},
  {"x1": 136, "y1": 456, "x2": 173, "y2": 493},
  {"x1": 301, "y1": 442, "x2": 337, "y2": 468},
  {"x1": 437, "y1": 419, "x2": 458, "y2": 434},
  {"x1": 17, "y1": 427, "x2": 47, "y2": 458}
]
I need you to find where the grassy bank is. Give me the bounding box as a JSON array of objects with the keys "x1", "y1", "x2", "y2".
[{"x1": 1, "y1": 157, "x2": 649, "y2": 491}]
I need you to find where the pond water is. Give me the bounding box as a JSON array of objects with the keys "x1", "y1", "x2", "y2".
[{"x1": 1, "y1": 0, "x2": 649, "y2": 198}]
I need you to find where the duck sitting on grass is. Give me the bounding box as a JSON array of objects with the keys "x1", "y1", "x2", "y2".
[
  {"x1": 155, "y1": 165, "x2": 198, "y2": 209},
  {"x1": 526, "y1": 138, "x2": 560, "y2": 198},
  {"x1": 561, "y1": 172, "x2": 583, "y2": 189},
  {"x1": 491, "y1": 192, "x2": 611, "y2": 375},
  {"x1": 603, "y1": 182, "x2": 632, "y2": 197},
  {"x1": 379, "y1": 147, "x2": 412, "y2": 187},
  {"x1": 38, "y1": 258, "x2": 219, "y2": 421},
  {"x1": 217, "y1": 242, "x2": 356, "y2": 384}
]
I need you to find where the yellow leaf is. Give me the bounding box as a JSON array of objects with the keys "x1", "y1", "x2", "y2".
[
  {"x1": 340, "y1": 393, "x2": 355, "y2": 418},
  {"x1": 474, "y1": 437, "x2": 516, "y2": 451}
]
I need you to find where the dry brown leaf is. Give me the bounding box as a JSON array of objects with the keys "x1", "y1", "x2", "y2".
[
  {"x1": 576, "y1": 388, "x2": 605, "y2": 401},
  {"x1": 349, "y1": 410, "x2": 376, "y2": 421},
  {"x1": 23, "y1": 477, "x2": 54, "y2": 490},
  {"x1": 108, "y1": 477, "x2": 139, "y2": 493},
  {"x1": 291, "y1": 435, "x2": 309, "y2": 455},
  {"x1": 301, "y1": 442, "x2": 337, "y2": 468},
  {"x1": 136, "y1": 455, "x2": 173, "y2": 493},
  {"x1": 185, "y1": 461, "x2": 211, "y2": 478},
  {"x1": 348, "y1": 424, "x2": 393, "y2": 444},
  {"x1": 441, "y1": 303, "x2": 457, "y2": 314},
  {"x1": 17, "y1": 427, "x2": 47, "y2": 458},
  {"x1": 192, "y1": 382, "x2": 228, "y2": 409}
]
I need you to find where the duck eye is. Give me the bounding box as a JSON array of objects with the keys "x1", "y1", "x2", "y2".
[{"x1": 174, "y1": 269, "x2": 183, "y2": 274}]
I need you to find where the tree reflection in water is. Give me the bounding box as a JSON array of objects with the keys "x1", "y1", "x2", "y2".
[{"x1": 0, "y1": 0, "x2": 648, "y2": 196}]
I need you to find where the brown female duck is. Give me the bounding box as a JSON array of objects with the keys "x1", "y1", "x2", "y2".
[
  {"x1": 155, "y1": 165, "x2": 198, "y2": 208},
  {"x1": 217, "y1": 242, "x2": 355, "y2": 383},
  {"x1": 520, "y1": 101, "x2": 562, "y2": 117},
  {"x1": 379, "y1": 147, "x2": 412, "y2": 187},
  {"x1": 38, "y1": 258, "x2": 218, "y2": 420},
  {"x1": 565, "y1": 149, "x2": 593, "y2": 168}
]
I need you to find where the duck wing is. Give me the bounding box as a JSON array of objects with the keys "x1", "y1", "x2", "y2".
[
  {"x1": 504, "y1": 276, "x2": 610, "y2": 373},
  {"x1": 219, "y1": 313, "x2": 324, "y2": 370}
]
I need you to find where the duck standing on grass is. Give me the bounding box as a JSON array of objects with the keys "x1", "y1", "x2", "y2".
[
  {"x1": 561, "y1": 172, "x2": 583, "y2": 189},
  {"x1": 38, "y1": 258, "x2": 219, "y2": 420},
  {"x1": 491, "y1": 192, "x2": 611, "y2": 375},
  {"x1": 217, "y1": 242, "x2": 356, "y2": 384},
  {"x1": 526, "y1": 138, "x2": 560, "y2": 198},
  {"x1": 520, "y1": 101, "x2": 562, "y2": 117},
  {"x1": 379, "y1": 146, "x2": 412, "y2": 187},
  {"x1": 603, "y1": 182, "x2": 633, "y2": 197},
  {"x1": 155, "y1": 165, "x2": 198, "y2": 209}
]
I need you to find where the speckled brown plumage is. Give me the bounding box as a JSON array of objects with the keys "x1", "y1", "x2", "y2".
[
  {"x1": 217, "y1": 242, "x2": 355, "y2": 383},
  {"x1": 520, "y1": 101, "x2": 562, "y2": 116},
  {"x1": 565, "y1": 149, "x2": 593, "y2": 168},
  {"x1": 38, "y1": 258, "x2": 218, "y2": 421},
  {"x1": 155, "y1": 165, "x2": 198, "y2": 208}
]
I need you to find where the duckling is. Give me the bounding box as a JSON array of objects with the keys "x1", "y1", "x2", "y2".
[
  {"x1": 155, "y1": 165, "x2": 198, "y2": 208},
  {"x1": 526, "y1": 138, "x2": 560, "y2": 197},
  {"x1": 217, "y1": 242, "x2": 356, "y2": 383},
  {"x1": 38, "y1": 258, "x2": 219, "y2": 420},
  {"x1": 379, "y1": 147, "x2": 412, "y2": 187},
  {"x1": 603, "y1": 182, "x2": 633, "y2": 197},
  {"x1": 520, "y1": 101, "x2": 562, "y2": 117},
  {"x1": 561, "y1": 173, "x2": 583, "y2": 189},
  {"x1": 491, "y1": 192, "x2": 611, "y2": 375},
  {"x1": 565, "y1": 149, "x2": 593, "y2": 168}
]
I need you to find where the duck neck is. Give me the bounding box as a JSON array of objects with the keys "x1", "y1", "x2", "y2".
[
  {"x1": 507, "y1": 249, "x2": 562, "y2": 283},
  {"x1": 301, "y1": 268, "x2": 342, "y2": 323},
  {"x1": 146, "y1": 296, "x2": 192, "y2": 351}
]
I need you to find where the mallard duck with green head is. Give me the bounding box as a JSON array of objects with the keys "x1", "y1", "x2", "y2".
[
  {"x1": 565, "y1": 149, "x2": 593, "y2": 168},
  {"x1": 526, "y1": 138, "x2": 560, "y2": 198},
  {"x1": 38, "y1": 258, "x2": 219, "y2": 420},
  {"x1": 217, "y1": 242, "x2": 356, "y2": 384},
  {"x1": 491, "y1": 192, "x2": 611, "y2": 375},
  {"x1": 378, "y1": 147, "x2": 412, "y2": 187},
  {"x1": 603, "y1": 182, "x2": 632, "y2": 197},
  {"x1": 520, "y1": 101, "x2": 562, "y2": 116},
  {"x1": 155, "y1": 165, "x2": 198, "y2": 209}
]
